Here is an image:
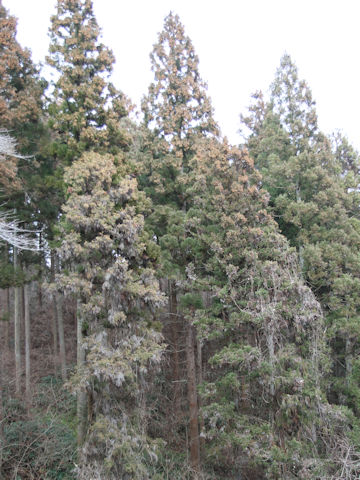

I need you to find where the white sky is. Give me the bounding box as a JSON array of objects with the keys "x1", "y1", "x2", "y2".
[{"x1": 5, "y1": 0, "x2": 360, "y2": 150}]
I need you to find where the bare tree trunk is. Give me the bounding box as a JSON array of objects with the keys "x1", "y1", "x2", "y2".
[
  {"x1": 56, "y1": 292, "x2": 67, "y2": 381},
  {"x1": 24, "y1": 283, "x2": 31, "y2": 406},
  {"x1": 52, "y1": 252, "x2": 66, "y2": 380},
  {"x1": 14, "y1": 247, "x2": 21, "y2": 395},
  {"x1": 22, "y1": 283, "x2": 25, "y2": 329},
  {"x1": 267, "y1": 326, "x2": 275, "y2": 399},
  {"x1": 0, "y1": 333, "x2": 4, "y2": 475},
  {"x1": 4, "y1": 288, "x2": 9, "y2": 351},
  {"x1": 196, "y1": 337, "x2": 205, "y2": 451},
  {"x1": 77, "y1": 298, "x2": 87, "y2": 446},
  {"x1": 186, "y1": 321, "x2": 200, "y2": 476},
  {"x1": 38, "y1": 233, "x2": 43, "y2": 308},
  {"x1": 170, "y1": 282, "x2": 181, "y2": 417},
  {"x1": 1, "y1": 288, "x2": 9, "y2": 348},
  {"x1": 50, "y1": 250, "x2": 58, "y2": 375},
  {"x1": 0, "y1": 253, "x2": 9, "y2": 474},
  {"x1": 0, "y1": 289, "x2": 6, "y2": 474}
]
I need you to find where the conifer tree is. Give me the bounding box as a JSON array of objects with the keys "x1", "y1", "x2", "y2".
[
  {"x1": 241, "y1": 54, "x2": 360, "y2": 427},
  {"x1": 184, "y1": 137, "x2": 359, "y2": 478},
  {"x1": 142, "y1": 11, "x2": 218, "y2": 152},
  {"x1": 141, "y1": 13, "x2": 220, "y2": 472},
  {"x1": 47, "y1": 0, "x2": 132, "y2": 382},
  {"x1": 0, "y1": 0, "x2": 46, "y2": 245},
  {"x1": 0, "y1": 1, "x2": 43, "y2": 156},
  {"x1": 48, "y1": 2, "x2": 167, "y2": 475},
  {"x1": 47, "y1": 0, "x2": 129, "y2": 162},
  {"x1": 57, "y1": 151, "x2": 165, "y2": 479},
  {"x1": 0, "y1": 3, "x2": 45, "y2": 405},
  {"x1": 46, "y1": 0, "x2": 130, "y2": 240},
  {"x1": 0, "y1": 1, "x2": 45, "y2": 228},
  {"x1": 46, "y1": 0, "x2": 131, "y2": 232}
]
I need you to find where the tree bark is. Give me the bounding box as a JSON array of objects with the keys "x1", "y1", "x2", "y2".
[
  {"x1": 186, "y1": 321, "x2": 200, "y2": 475},
  {"x1": 38, "y1": 233, "x2": 43, "y2": 308},
  {"x1": 4, "y1": 288, "x2": 9, "y2": 351},
  {"x1": 77, "y1": 298, "x2": 87, "y2": 446},
  {"x1": 0, "y1": 328, "x2": 4, "y2": 475},
  {"x1": 267, "y1": 326, "x2": 275, "y2": 399},
  {"x1": 56, "y1": 292, "x2": 67, "y2": 381},
  {"x1": 50, "y1": 250, "x2": 58, "y2": 375},
  {"x1": 52, "y1": 252, "x2": 66, "y2": 380},
  {"x1": 14, "y1": 247, "x2": 21, "y2": 395},
  {"x1": 196, "y1": 337, "x2": 205, "y2": 450},
  {"x1": 1, "y1": 288, "x2": 10, "y2": 352},
  {"x1": 0, "y1": 290, "x2": 6, "y2": 474},
  {"x1": 24, "y1": 282, "x2": 31, "y2": 406},
  {"x1": 170, "y1": 282, "x2": 181, "y2": 417}
]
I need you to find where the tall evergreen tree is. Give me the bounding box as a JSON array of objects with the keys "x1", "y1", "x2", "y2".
[
  {"x1": 140, "y1": 13, "x2": 220, "y2": 473},
  {"x1": 0, "y1": 3, "x2": 45, "y2": 406},
  {"x1": 47, "y1": 0, "x2": 129, "y2": 163},
  {"x1": 46, "y1": 0, "x2": 133, "y2": 381},
  {"x1": 0, "y1": 0, "x2": 46, "y2": 226},
  {"x1": 0, "y1": 1, "x2": 43, "y2": 155},
  {"x1": 48, "y1": 2, "x2": 167, "y2": 476},
  {"x1": 141, "y1": 11, "x2": 219, "y2": 215},
  {"x1": 45, "y1": 0, "x2": 131, "y2": 238},
  {"x1": 142, "y1": 11, "x2": 218, "y2": 153},
  {"x1": 241, "y1": 54, "x2": 360, "y2": 426},
  {"x1": 0, "y1": 0, "x2": 46, "y2": 245},
  {"x1": 56, "y1": 151, "x2": 165, "y2": 479},
  {"x1": 182, "y1": 137, "x2": 359, "y2": 479}
]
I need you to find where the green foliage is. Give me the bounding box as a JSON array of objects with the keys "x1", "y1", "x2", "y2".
[
  {"x1": 0, "y1": 1, "x2": 49, "y2": 269},
  {"x1": 47, "y1": 0, "x2": 130, "y2": 163},
  {"x1": 1, "y1": 4, "x2": 359, "y2": 477},
  {"x1": 0, "y1": 261, "x2": 24, "y2": 288},
  {"x1": 43, "y1": 0, "x2": 133, "y2": 243},
  {"x1": 2, "y1": 377, "x2": 76, "y2": 480},
  {"x1": 179, "y1": 292, "x2": 203, "y2": 310},
  {"x1": 241, "y1": 52, "x2": 360, "y2": 477}
]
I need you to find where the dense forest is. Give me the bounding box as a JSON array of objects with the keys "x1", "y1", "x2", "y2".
[{"x1": 1, "y1": 1, "x2": 360, "y2": 479}]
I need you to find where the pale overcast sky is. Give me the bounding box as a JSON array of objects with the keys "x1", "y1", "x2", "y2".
[{"x1": 5, "y1": 0, "x2": 360, "y2": 150}]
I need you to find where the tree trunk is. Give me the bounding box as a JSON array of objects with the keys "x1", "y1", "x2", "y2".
[
  {"x1": 0, "y1": 289, "x2": 6, "y2": 474},
  {"x1": 56, "y1": 292, "x2": 67, "y2": 381},
  {"x1": 186, "y1": 321, "x2": 200, "y2": 475},
  {"x1": 50, "y1": 250, "x2": 58, "y2": 375},
  {"x1": 170, "y1": 282, "x2": 181, "y2": 417},
  {"x1": 196, "y1": 337, "x2": 205, "y2": 450},
  {"x1": 267, "y1": 322, "x2": 276, "y2": 427},
  {"x1": 4, "y1": 288, "x2": 9, "y2": 351},
  {"x1": 14, "y1": 247, "x2": 21, "y2": 395},
  {"x1": 38, "y1": 233, "x2": 43, "y2": 308},
  {"x1": 52, "y1": 252, "x2": 66, "y2": 380},
  {"x1": 1, "y1": 288, "x2": 10, "y2": 351},
  {"x1": 0, "y1": 328, "x2": 4, "y2": 476},
  {"x1": 24, "y1": 283, "x2": 31, "y2": 406},
  {"x1": 267, "y1": 326, "x2": 275, "y2": 399},
  {"x1": 77, "y1": 298, "x2": 87, "y2": 446}
]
